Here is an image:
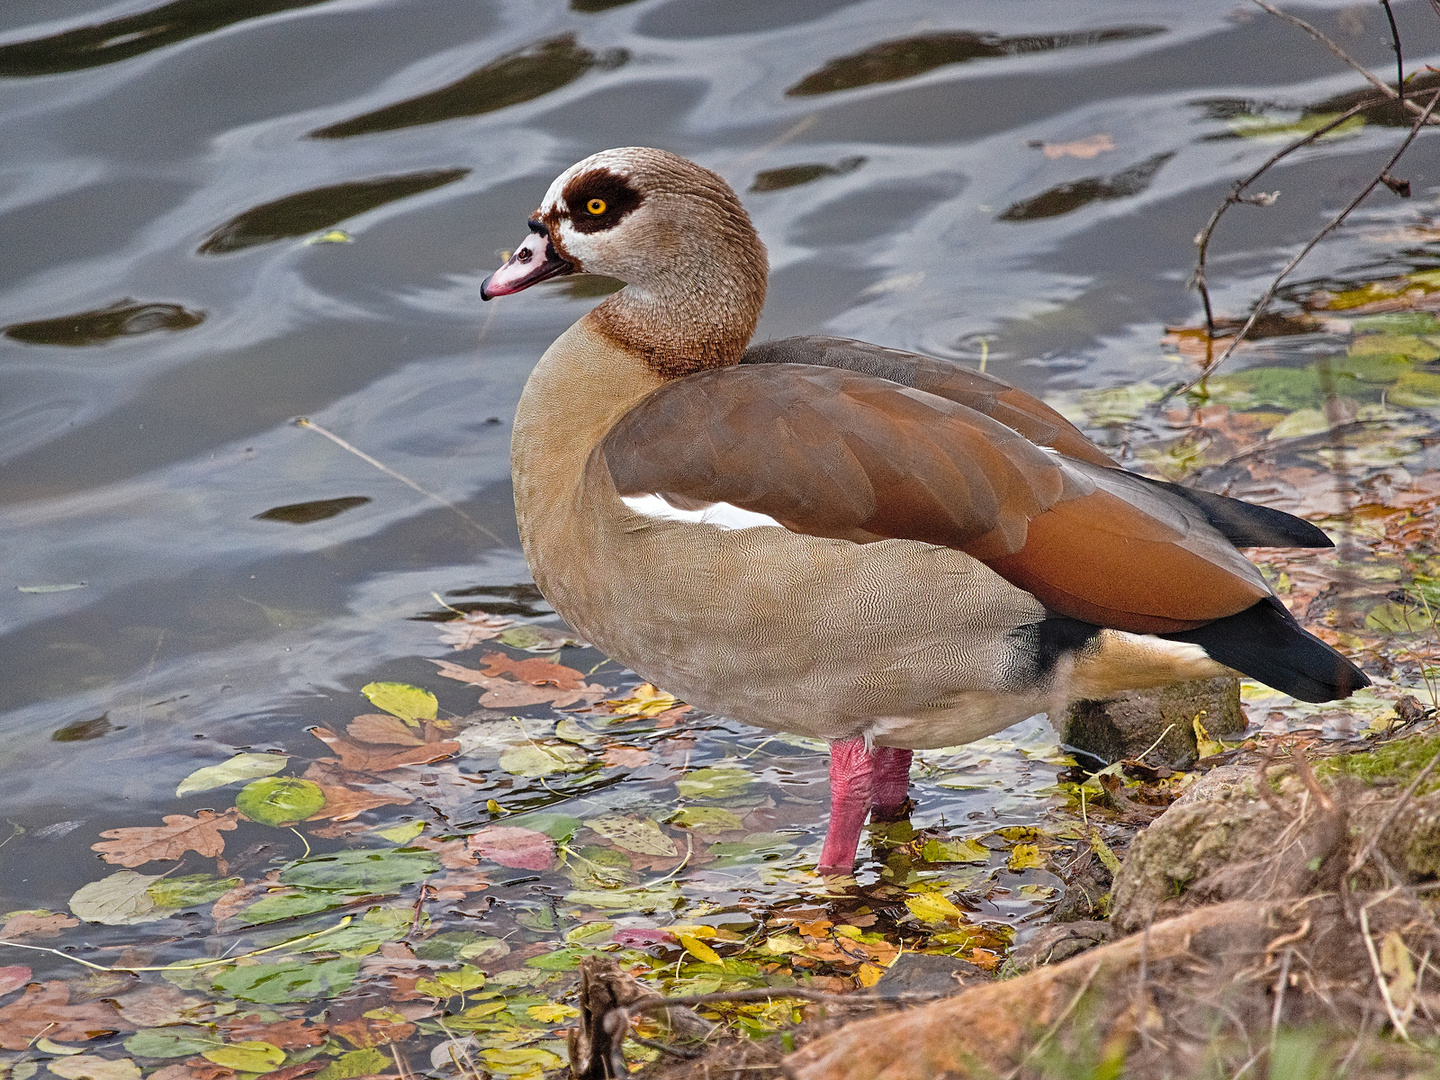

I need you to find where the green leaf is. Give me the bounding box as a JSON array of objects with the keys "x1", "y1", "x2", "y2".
[
  {"x1": 233, "y1": 889, "x2": 348, "y2": 926},
  {"x1": 480, "y1": 1047, "x2": 563, "y2": 1075},
  {"x1": 1230, "y1": 111, "x2": 1364, "y2": 140},
  {"x1": 146, "y1": 875, "x2": 240, "y2": 909},
  {"x1": 675, "y1": 766, "x2": 754, "y2": 799},
  {"x1": 176, "y1": 753, "x2": 288, "y2": 796},
  {"x1": 211, "y1": 957, "x2": 360, "y2": 1003},
  {"x1": 565, "y1": 882, "x2": 682, "y2": 911},
  {"x1": 921, "y1": 836, "x2": 991, "y2": 864},
  {"x1": 513, "y1": 812, "x2": 582, "y2": 840},
  {"x1": 299, "y1": 906, "x2": 413, "y2": 955},
  {"x1": 499, "y1": 743, "x2": 589, "y2": 777},
  {"x1": 374, "y1": 821, "x2": 425, "y2": 844},
  {"x1": 123, "y1": 1028, "x2": 221, "y2": 1058},
  {"x1": 361, "y1": 682, "x2": 437, "y2": 724},
  {"x1": 313, "y1": 1048, "x2": 390, "y2": 1080},
  {"x1": 1207, "y1": 366, "x2": 1321, "y2": 411},
  {"x1": 1352, "y1": 313, "x2": 1440, "y2": 334},
  {"x1": 1390, "y1": 370, "x2": 1440, "y2": 408},
  {"x1": 586, "y1": 814, "x2": 677, "y2": 856},
  {"x1": 415, "y1": 965, "x2": 487, "y2": 997},
  {"x1": 669, "y1": 806, "x2": 745, "y2": 831},
  {"x1": 277, "y1": 848, "x2": 440, "y2": 892},
  {"x1": 200, "y1": 1041, "x2": 285, "y2": 1071},
  {"x1": 236, "y1": 777, "x2": 326, "y2": 826},
  {"x1": 70, "y1": 871, "x2": 167, "y2": 925}
]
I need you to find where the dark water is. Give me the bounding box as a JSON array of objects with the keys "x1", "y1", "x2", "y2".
[{"x1": 1, "y1": 0, "x2": 1438, "y2": 934}]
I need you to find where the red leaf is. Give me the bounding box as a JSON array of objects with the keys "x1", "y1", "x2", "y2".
[{"x1": 467, "y1": 825, "x2": 555, "y2": 870}]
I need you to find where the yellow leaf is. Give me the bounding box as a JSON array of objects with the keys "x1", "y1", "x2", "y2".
[
  {"x1": 1194, "y1": 713, "x2": 1222, "y2": 758},
  {"x1": 201, "y1": 1042, "x2": 285, "y2": 1072},
  {"x1": 1007, "y1": 843, "x2": 1046, "y2": 871},
  {"x1": 459, "y1": 999, "x2": 507, "y2": 1021},
  {"x1": 856, "y1": 963, "x2": 884, "y2": 988},
  {"x1": 904, "y1": 891, "x2": 963, "y2": 925},
  {"x1": 527, "y1": 1003, "x2": 580, "y2": 1023},
  {"x1": 361, "y1": 681, "x2": 437, "y2": 724},
  {"x1": 1381, "y1": 930, "x2": 1417, "y2": 1007},
  {"x1": 678, "y1": 934, "x2": 721, "y2": 964},
  {"x1": 600, "y1": 683, "x2": 681, "y2": 718},
  {"x1": 764, "y1": 933, "x2": 805, "y2": 954}
]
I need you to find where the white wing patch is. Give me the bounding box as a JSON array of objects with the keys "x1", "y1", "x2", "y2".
[{"x1": 622, "y1": 494, "x2": 784, "y2": 531}]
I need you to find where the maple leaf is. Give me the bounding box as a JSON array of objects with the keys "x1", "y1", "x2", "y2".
[
  {"x1": 0, "y1": 981, "x2": 122, "y2": 1049},
  {"x1": 91, "y1": 810, "x2": 238, "y2": 867},
  {"x1": 467, "y1": 825, "x2": 555, "y2": 870},
  {"x1": 1, "y1": 911, "x2": 78, "y2": 938},
  {"x1": 300, "y1": 762, "x2": 416, "y2": 821},
  {"x1": 307, "y1": 727, "x2": 459, "y2": 772},
  {"x1": 438, "y1": 612, "x2": 514, "y2": 650},
  {"x1": 346, "y1": 714, "x2": 424, "y2": 746},
  {"x1": 429, "y1": 658, "x2": 607, "y2": 709},
  {"x1": 220, "y1": 1016, "x2": 328, "y2": 1051}
]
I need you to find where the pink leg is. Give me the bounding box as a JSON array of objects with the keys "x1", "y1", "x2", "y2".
[
  {"x1": 817, "y1": 736, "x2": 873, "y2": 875},
  {"x1": 871, "y1": 746, "x2": 914, "y2": 820}
]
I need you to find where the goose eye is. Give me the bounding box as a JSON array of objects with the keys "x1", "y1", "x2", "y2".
[{"x1": 585, "y1": 198, "x2": 607, "y2": 215}]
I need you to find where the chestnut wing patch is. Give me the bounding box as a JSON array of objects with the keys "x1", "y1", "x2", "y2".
[{"x1": 602, "y1": 364, "x2": 1272, "y2": 634}]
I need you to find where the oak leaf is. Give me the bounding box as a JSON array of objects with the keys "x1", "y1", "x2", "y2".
[
  {"x1": 0, "y1": 981, "x2": 121, "y2": 1049},
  {"x1": 92, "y1": 811, "x2": 238, "y2": 867}
]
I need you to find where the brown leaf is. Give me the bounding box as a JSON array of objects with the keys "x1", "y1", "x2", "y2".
[
  {"x1": 308, "y1": 727, "x2": 459, "y2": 772},
  {"x1": 429, "y1": 658, "x2": 607, "y2": 709},
  {"x1": 210, "y1": 872, "x2": 281, "y2": 924},
  {"x1": 300, "y1": 762, "x2": 416, "y2": 822},
  {"x1": 412, "y1": 837, "x2": 478, "y2": 870},
  {"x1": 602, "y1": 746, "x2": 651, "y2": 768},
  {"x1": 467, "y1": 826, "x2": 555, "y2": 870},
  {"x1": 114, "y1": 984, "x2": 206, "y2": 1028},
  {"x1": 256, "y1": 1063, "x2": 326, "y2": 1080},
  {"x1": 1036, "y1": 133, "x2": 1115, "y2": 159},
  {"x1": 0, "y1": 981, "x2": 121, "y2": 1049},
  {"x1": 347, "y1": 714, "x2": 424, "y2": 746},
  {"x1": 180, "y1": 1061, "x2": 236, "y2": 1080},
  {"x1": 1, "y1": 912, "x2": 78, "y2": 938},
  {"x1": 91, "y1": 810, "x2": 238, "y2": 867},
  {"x1": 221, "y1": 1016, "x2": 327, "y2": 1051},
  {"x1": 0, "y1": 968, "x2": 29, "y2": 997},
  {"x1": 330, "y1": 1016, "x2": 415, "y2": 1048},
  {"x1": 438, "y1": 612, "x2": 513, "y2": 650}
]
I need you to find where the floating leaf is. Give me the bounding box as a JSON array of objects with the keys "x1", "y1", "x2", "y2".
[
  {"x1": 347, "y1": 714, "x2": 424, "y2": 746},
  {"x1": 670, "y1": 806, "x2": 744, "y2": 832},
  {"x1": 123, "y1": 1028, "x2": 220, "y2": 1058},
  {"x1": 236, "y1": 777, "x2": 326, "y2": 826},
  {"x1": 375, "y1": 821, "x2": 425, "y2": 844},
  {"x1": 600, "y1": 683, "x2": 682, "y2": 719},
  {"x1": 313, "y1": 1047, "x2": 389, "y2": 1080},
  {"x1": 468, "y1": 825, "x2": 555, "y2": 870},
  {"x1": 526, "y1": 1003, "x2": 579, "y2": 1023},
  {"x1": 234, "y1": 889, "x2": 349, "y2": 927},
  {"x1": 211, "y1": 958, "x2": 359, "y2": 1004},
  {"x1": 920, "y1": 837, "x2": 991, "y2": 864},
  {"x1": 415, "y1": 966, "x2": 487, "y2": 998},
  {"x1": 92, "y1": 810, "x2": 237, "y2": 867},
  {"x1": 0, "y1": 983, "x2": 120, "y2": 1049},
  {"x1": 146, "y1": 875, "x2": 240, "y2": 909},
  {"x1": 480, "y1": 1047, "x2": 563, "y2": 1075},
  {"x1": 565, "y1": 883, "x2": 683, "y2": 911},
  {"x1": 46, "y1": 1056, "x2": 140, "y2": 1080},
  {"x1": 200, "y1": 1041, "x2": 285, "y2": 1071},
  {"x1": 70, "y1": 872, "x2": 166, "y2": 925},
  {"x1": 0, "y1": 968, "x2": 29, "y2": 996},
  {"x1": 677, "y1": 934, "x2": 720, "y2": 964},
  {"x1": 176, "y1": 753, "x2": 288, "y2": 796},
  {"x1": 904, "y1": 891, "x2": 964, "y2": 925},
  {"x1": 361, "y1": 682, "x2": 437, "y2": 724},
  {"x1": 587, "y1": 814, "x2": 677, "y2": 856},
  {"x1": 1007, "y1": 843, "x2": 1046, "y2": 871},
  {"x1": 675, "y1": 767, "x2": 753, "y2": 799},
  {"x1": 498, "y1": 743, "x2": 589, "y2": 777},
  {"x1": 278, "y1": 849, "x2": 440, "y2": 893}
]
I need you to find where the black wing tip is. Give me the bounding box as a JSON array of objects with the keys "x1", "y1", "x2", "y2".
[{"x1": 1163, "y1": 596, "x2": 1368, "y2": 703}]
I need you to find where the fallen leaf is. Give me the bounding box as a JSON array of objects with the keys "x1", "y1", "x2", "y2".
[
  {"x1": 47, "y1": 1056, "x2": 141, "y2": 1080},
  {"x1": 430, "y1": 659, "x2": 606, "y2": 709},
  {"x1": 526, "y1": 1003, "x2": 579, "y2": 1023},
  {"x1": 300, "y1": 763, "x2": 415, "y2": 822},
  {"x1": 114, "y1": 985, "x2": 206, "y2": 1028},
  {"x1": 1036, "y1": 133, "x2": 1115, "y2": 159},
  {"x1": 360, "y1": 682, "x2": 437, "y2": 724},
  {"x1": 904, "y1": 892, "x2": 964, "y2": 925},
  {"x1": 677, "y1": 934, "x2": 720, "y2": 964},
  {"x1": 201, "y1": 1042, "x2": 285, "y2": 1072},
  {"x1": 0, "y1": 982, "x2": 121, "y2": 1049},
  {"x1": 92, "y1": 810, "x2": 238, "y2": 867},
  {"x1": 600, "y1": 684, "x2": 683, "y2": 719},
  {"x1": 69, "y1": 872, "x2": 167, "y2": 925},
  {"x1": 587, "y1": 815, "x2": 677, "y2": 857},
  {"x1": 602, "y1": 746, "x2": 651, "y2": 768},
  {"x1": 412, "y1": 837, "x2": 479, "y2": 870},
  {"x1": 0, "y1": 968, "x2": 29, "y2": 997},
  {"x1": 921, "y1": 837, "x2": 991, "y2": 864},
  {"x1": 176, "y1": 754, "x2": 289, "y2": 797},
  {"x1": 467, "y1": 825, "x2": 555, "y2": 870},
  {"x1": 328, "y1": 1016, "x2": 415, "y2": 1048},
  {"x1": 438, "y1": 613, "x2": 514, "y2": 650},
  {"x1": 220, "y1": 1017, "x2": 327, "y2": 1051},
  {"x1": 308, "y1": 727, "x2": 459, "y2": 772},
  {"x1": 497, "y1": 743, "x2": 589, "y2": 777},
  {"x1": 236, "y1": 778, "x2": 326, "y2": 827},
  {"x1": 0, "y1": 911, "x2": 78, "y2": 938},
  {"x1": 346, "y1": 715, "x2": 424, "y2": 747},
  {"x1": 1007, "y1": 843, "x2": 1047, "y2": 871}
]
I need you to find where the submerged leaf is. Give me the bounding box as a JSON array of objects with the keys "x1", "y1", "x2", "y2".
[
  {"x1": 468, "y1": 825, "x2": 555, "y2": 870},
  {"x1": 176, "y1": 753, "x2": 288, "y2": 796},
  {"x1": 587, "y1": 815, "x2": 677, "y2": 856},
  {"x1": 200, "y1": 1041, "x2": 285, "y2": 1071},
  {"x1": 498, "y1": 742, "x2": 589, "y2": 777},
  {"x1": 278, "y1": 848, "x2": 440, "y2": 892},
  {"x1": 211, "y1": 958, "x2": 360, "y2": 1004}
]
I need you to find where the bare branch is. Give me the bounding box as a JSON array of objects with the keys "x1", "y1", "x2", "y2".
[{"x1": 1380, "y1": 0, "x2": 1405, "y2": 95}]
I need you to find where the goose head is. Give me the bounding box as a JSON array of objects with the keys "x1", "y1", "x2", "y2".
[{"x1": 482, "y1": 147, "x2": 769, "y2": 376}]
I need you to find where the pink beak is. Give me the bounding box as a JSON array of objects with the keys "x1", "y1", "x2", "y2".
[{"x1": 480, "y1": 221, "x2": 573, "y2": 300}]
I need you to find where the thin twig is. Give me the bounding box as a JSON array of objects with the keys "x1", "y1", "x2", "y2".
[
  {"x1": 295, "y1": 417, "x2": 504, "y2": 544},
  {"x1": 1359, "y1": 894, "x2": 1412, "y2": 1040},
  {"x1": 1248, "y1": 0, "x2": 1413, "y2": 112},
  {"x1": 1380, "y1": 0, "x2": 1405, "y2": 95},
  {"x1": 1176, "y1": 86, "x2": 1440, "y2": 394}
]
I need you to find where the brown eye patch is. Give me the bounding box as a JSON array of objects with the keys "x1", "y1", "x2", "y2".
[{"x1": 562, "y1": 169, "x2": 643, "y2": 234}]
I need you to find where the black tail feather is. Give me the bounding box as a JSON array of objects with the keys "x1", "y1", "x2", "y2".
[
  {"x1": 1161, "y1": 596, "x2": 1368, "y2": 703},
  {"x1": 1140, "y1": 478, "x2": 1334, "y2": 549}
]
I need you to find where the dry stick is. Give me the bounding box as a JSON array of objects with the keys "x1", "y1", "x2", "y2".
[
  {"x1": 1380, "y1": 0, "x2": 1405, "y2": 95},
  {"x1": 295, "y1": 417, "x2": 505, "y2": 545},
  {"x1": 1359, "y1": 891, "x2": 1412, "y2": 1040},
  {"x1": 1175, "y1": 85, "x2": 1440, "y2": 396}
]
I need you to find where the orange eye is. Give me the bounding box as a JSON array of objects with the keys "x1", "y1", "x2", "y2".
[{"x1": 586, "y1": 198, "x2": 607, "y2": 215}]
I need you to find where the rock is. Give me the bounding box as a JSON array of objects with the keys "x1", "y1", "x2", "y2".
[
  {"x1": 1059, "y1": 676, "x2": 1245, "y2": 769},
  {"x1": 1008, "y1": 920, "x2": 1110, "y2": 972},
  {"x1": 874, "y1": 952, "x2": 981, "y2": 998}
]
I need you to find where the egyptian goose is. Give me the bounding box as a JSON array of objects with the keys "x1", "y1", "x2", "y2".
[{"x1": 480, "y1": 147, "x2": 1367, "y2": 875}]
